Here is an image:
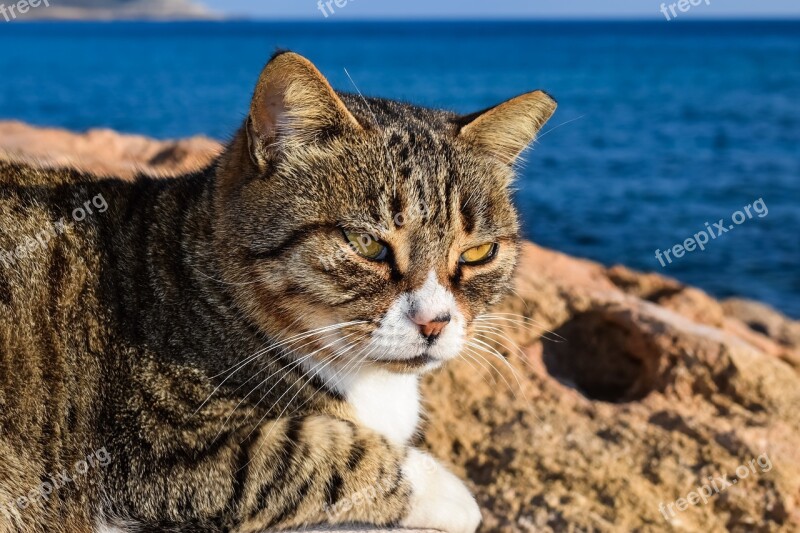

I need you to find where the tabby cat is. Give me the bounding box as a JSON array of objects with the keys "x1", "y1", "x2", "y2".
[{"x1": 0, "y1": 52, "x2": 555, "y2": 532}]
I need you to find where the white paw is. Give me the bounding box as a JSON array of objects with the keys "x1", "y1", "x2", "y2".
[{"x1": 400, "y1": 449, "x2": 482, "y2": 533}]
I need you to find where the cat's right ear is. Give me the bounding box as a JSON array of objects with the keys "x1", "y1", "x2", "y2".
[
  {"x1": 456, "y1": 90, "x2": 557, "y2": 165},
  {"x1": 246, "y1": 51, "x2": 362, "y2": 169}
]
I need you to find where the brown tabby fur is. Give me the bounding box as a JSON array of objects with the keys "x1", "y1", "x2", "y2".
[{"x1": 0, "y1": 52, "x2": 555, "y2": 532}]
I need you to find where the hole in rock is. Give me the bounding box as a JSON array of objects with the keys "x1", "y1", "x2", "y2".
[{"x1": 543, "y1": 310, "x2": 660, "y2": 403}]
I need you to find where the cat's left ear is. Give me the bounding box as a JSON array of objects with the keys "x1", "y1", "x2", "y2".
[
  {"x1": 247, "y1": 51, "x2": 362, "y2": 168},
  {"x1": 457, "y1": 90, "x2": 557, "y2": 165}
]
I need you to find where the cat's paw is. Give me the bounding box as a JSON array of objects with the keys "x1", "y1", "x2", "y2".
[{"x1": 400, "y1": 449, "x2": 482, "y2": 533}]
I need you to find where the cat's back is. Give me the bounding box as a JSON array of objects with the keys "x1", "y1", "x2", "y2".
[
  {"x1": 0, "y1": 157, "x2": 89, "y2": 187},
  {"x1": 0, "y1": 159, "x2": 93, "y2": 238},
  {"x1": 0, "y1": 160, "x2": 115, "y2": 522},
  {"x1": 0, "y1": 159, "x2": 92, "y2": 275},
  {"x1": 0, "y1": 160, "x2": 110, "y2": 334}
]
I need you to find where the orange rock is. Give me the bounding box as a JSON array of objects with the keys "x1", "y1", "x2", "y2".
[{"x1": 0, "y1": 121, "x2": 219, "y2": 180}]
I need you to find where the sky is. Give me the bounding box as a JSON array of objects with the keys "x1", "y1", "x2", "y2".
[{"x1": 201, "y1": 0, "x2": 800, "y2": 20}]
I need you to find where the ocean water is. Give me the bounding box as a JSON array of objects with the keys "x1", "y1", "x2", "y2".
[{"x1": 0, "y1": 21, "x2": 798, "y2": 317}]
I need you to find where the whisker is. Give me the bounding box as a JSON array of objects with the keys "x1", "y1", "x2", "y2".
[
  {"x1": 209, "y1": 319, "x2": 365, "y2": 380},
  {"x1": 194, "y1": 320, "x2": 368, "y2": 414},
  {"x1": 506, "y1": 287, "x2": 532, "y2": 314},
  {"x1": 344, "y1": 68, "x2": 399, "y2": 196},
  {"x1": 287, "y1": 336, "x2": 377, "y2": 417},
  {"x1": 466, "y1": 338, "x2": 546, "y2": 425},
  {"x1": 240, "y1": 332, "x2": 364, "y2": 437},
  {"x1": 533, "y1": 114, "x2": 586, "y2": 144},
  {"x1": 470, "y1": 335, "x2": 531, "y2": 399},
  {"x1": 208, "y1": 328, "x2": 362, "y2": 441},
  {"x1": 476, "y1": 313, "x2": 566, "y2": 342},
  {"x1": 481, "y1": 312, "x2": 565, "y2": 335},
  {"x1": 472, "y1": 324, "x2": 538, "y2": 372},
  {"x1": 207, "y1": 316, "x2": 306, "y2": 380},
  {"x1": 237, "y1": 335, "x2": 367, "y2": 472},
  {"x1": 189, "y1": 262, "x2": 263, "y2": 287},
  {"x1": 319, "y1": 341, "x2": 372, "y2": 393},
  {"x1": 209, "y1": 349, "x2": 321, "y2": 444},
  {"x1": 462, "y1": 344, "x2": 519, "y2": 401},
  {"x1": 229, "y1": 325, "x2": 358, "y2": 395},
  {"x1": 459, "y1": 349, "x2": 498, "y2": 386},
  {"x1": 474, "y1": 317, "x2": 563, "y2": 345}
]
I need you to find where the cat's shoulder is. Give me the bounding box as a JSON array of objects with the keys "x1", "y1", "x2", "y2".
[{"x1": 0, "y1": 158, "x2": 91, "y2": 188}]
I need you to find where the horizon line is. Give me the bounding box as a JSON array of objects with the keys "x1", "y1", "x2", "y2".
[{"x1": 10, "y1": 16, "x2": 800, "y2": 23}]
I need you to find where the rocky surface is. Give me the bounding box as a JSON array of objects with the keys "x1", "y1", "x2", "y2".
[
  {"x1": 0, "y1": 122, "x2": 220, "y2": 179},
  {"x1": 2, "y1": 122, "x2": 798, "y2": 532},
  {"x1": 424, "y1": 247, "x2": 799, "y2": 532}
]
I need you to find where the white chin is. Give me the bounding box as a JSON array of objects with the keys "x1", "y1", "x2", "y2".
[
  {"x1": 419, "y1": 357, "x2": 447, "y2": 373},
  {"x1": 367, "y1": 348, "x2": 458, "y2": 374}
]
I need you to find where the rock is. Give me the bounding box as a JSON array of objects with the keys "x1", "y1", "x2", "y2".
[
  {"x1": 423, "y1": 245, "x2": 800, "y2": 532},
  {"x1": 722, "y1": 298, "x2": 800, "y2": 351},
  {"x1": 0, "y1": 121, "x2": 220, "y2": 180},
  {"x1": 293, "y1": 527, "x2": 438, "y2": 533},
  {"x1": 2, "y1": 122, "x2": 798, "y2": 532}
]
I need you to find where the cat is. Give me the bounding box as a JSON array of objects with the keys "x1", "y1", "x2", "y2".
[{"x1": 0, "y1": 51, "x2": 555, "y2": 532}]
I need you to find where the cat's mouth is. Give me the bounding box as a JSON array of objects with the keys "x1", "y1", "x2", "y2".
[{"x1": 369, "y1": 353, "x2": 444, "y2": 373}]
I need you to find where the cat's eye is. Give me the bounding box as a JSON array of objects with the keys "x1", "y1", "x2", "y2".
[
  {"x1": 460, "y1": 243, "x2": 498, "y2": 265},
  {"x1": 343, "y1": 231, "x2": 389, "y2": 261}
]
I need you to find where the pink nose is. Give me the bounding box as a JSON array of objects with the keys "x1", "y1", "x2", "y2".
[{"x1": 409, "y1": 313, "x2": 451, "y2": 341}]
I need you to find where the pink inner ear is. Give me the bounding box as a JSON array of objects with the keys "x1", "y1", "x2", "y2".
[
  {"x1": 248, "y1": 52, "x2": 363, "y2": 147},
  {"x1": 251, "y1": 82, "x2": 289, "y2": 141}
]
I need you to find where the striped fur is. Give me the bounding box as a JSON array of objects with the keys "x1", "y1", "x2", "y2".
[{"x1": 0, "y1": 52, "x2": 555, "y2": 532}]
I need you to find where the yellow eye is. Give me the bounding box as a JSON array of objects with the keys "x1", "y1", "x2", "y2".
[
  {"x1": 460, "y1": 243, "x2": 498, "y2": 265},
  {"x1": 344, "y1": 231, "x2": 389, "y2": 261}
]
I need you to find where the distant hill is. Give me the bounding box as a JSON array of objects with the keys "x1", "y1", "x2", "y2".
[{"x1": 16, "y1": 0, "x2": 218, "y2": 20}]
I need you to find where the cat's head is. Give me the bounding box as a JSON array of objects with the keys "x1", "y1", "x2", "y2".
[{"x1": 215, "y1": 52, "x2": 555, "y2": 377}]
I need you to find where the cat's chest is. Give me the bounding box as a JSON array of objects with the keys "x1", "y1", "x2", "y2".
[{"x1": 342, "y1": 369, "x2": 421, "y2": 445}]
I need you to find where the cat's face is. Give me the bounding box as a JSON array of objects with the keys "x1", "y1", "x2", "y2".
[{"x1": 216, "y1": 52, "x2": 555, "y2": 378}]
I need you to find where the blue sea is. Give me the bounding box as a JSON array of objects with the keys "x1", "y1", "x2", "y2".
[{"x1": 0, "y1": 21, "x2": 798, "y2": 317}]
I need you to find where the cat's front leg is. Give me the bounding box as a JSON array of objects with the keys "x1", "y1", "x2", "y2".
[
  {"x1": 231, "y1": 415, "x2": 480, "y2": 533},
  {"x1": 400, "y1": 448, "x2": 482, "y2": 533}
]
